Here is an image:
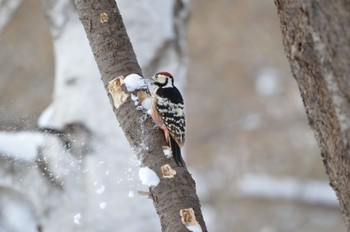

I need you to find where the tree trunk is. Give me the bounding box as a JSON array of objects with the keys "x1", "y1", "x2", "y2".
[
  {"x1": 275, "y1": 0, "x2": 350, "y2": 229},
  {"x1": 74, "y1": 0, "x2": 207, "y2": 232}
]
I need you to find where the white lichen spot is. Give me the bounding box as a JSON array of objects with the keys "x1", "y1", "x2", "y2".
[
  {"x1": 138, "y1": 167, "x2": 160, "y2": 187},
  {"x1": 161, "y1": 164, "x2": 176, "y2": 178},
  {"x1": 128, "y1": 190, "x2": 135, "y2": 198},
  {"x1": 162, "y1": 146, "x2": 172, "y2": 158},
  {"x1": 73, "y1": 213, "x2": 81, "y2": 225},
  {"x1": 107, "y1": 76, "x2": 129, "y2": 109},
  {"x1": 124, "y1": 73, "x2": 147, "y2": 92},
  {"x1": 99, "y1": 202, "x2": 107, "y2": 209},
  {"x1": 180, "y1": 208, "x2": 202, "y2": 232}
]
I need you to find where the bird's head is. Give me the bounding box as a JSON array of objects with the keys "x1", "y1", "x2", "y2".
[{"x1": 153, "y1": 72, "x2": 174, "y2": 88}]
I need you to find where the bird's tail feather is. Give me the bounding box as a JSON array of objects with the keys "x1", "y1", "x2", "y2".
[{"x1": 170, "y1": 137, "x2": 185, "y2": 166}]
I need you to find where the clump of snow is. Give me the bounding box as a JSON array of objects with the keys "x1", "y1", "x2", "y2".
[
  {"x1": 138, "y1": 167, "x2": 160, "y2": 187},
  {"x1": 0, "y1": 132, "x2": 44, "y2": 161},
  {"x1": 124, "y1": 74, "x2": 147, "y2": 92},
  {"x1": 141, "y1": 97, "x2": 151, "y2": 110},
  {"x1": 186, "y1": 224, "x2": 202, "y2": 232},
  {"x1": 132, "y1": 91, "x2": 151, "y2": 114},
  {"x1": 147, "y1": 109, "x2": 152, "y2": 115},
  {"x1": 255, "y1": 68, "x2": 281, "y2": 96},
  {"x1": 162, "y1": 146, "x2": 172, "y2": 158},
  {"x1": 128, "y1": 190, "x2": 135, "y2": 198},
  {"x1": 73, "y1": 213, "x2": 81, "y2": 225}
]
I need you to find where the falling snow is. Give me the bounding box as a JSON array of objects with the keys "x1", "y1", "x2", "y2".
[
  {"x1": 99, "y1": 202, "x2": 107, "y2": 209},
  {"x1": 73, "y1": 213, "x2": 81, "y2": 225},
  {"x1": 128, "y1": 191, "x2": 135, "y2": 198},
  {"x1": 96, "y1": 185, "x2": 105, "y2": 194}
]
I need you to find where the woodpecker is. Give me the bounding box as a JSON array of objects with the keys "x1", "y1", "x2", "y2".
[{"x1": 151, "y1": 72, "x2": 186, "y2": 166}]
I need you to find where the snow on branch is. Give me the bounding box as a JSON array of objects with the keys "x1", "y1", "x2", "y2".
[
  {"x1": 138, "y1": 167, "x2": 160, "y2": 187},
  {"x1": 123, "y1": 73, "x2": 147, "y2": 92}
]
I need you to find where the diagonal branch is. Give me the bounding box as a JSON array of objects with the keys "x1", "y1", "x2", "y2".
[{"x1": 73, "y1": 0, "x2": 207, "y2": 231}]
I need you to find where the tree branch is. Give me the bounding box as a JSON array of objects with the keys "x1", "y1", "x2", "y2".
[
  {"x1": 74, "y1": 0, "x2": 207, "y2": 231},
  {"x1": 275, "y1": 0, "x2": 350, "y2": 229}
]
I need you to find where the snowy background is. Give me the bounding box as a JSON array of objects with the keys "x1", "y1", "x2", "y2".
[{"x1": 0, "y1": 0, "x2": 346, "y2": 231}]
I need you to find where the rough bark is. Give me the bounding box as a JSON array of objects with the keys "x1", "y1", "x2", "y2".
[
  {"x1": 74, "y1": 0, "x2": 207, "y2": 231},
  {"x1": 275, "y1": 0, "x2": 350, "y2": 229}
]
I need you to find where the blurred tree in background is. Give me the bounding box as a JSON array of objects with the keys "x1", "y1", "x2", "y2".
[{"x1": 276, "y1": 0, "x2": 350, "y2": 230}]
